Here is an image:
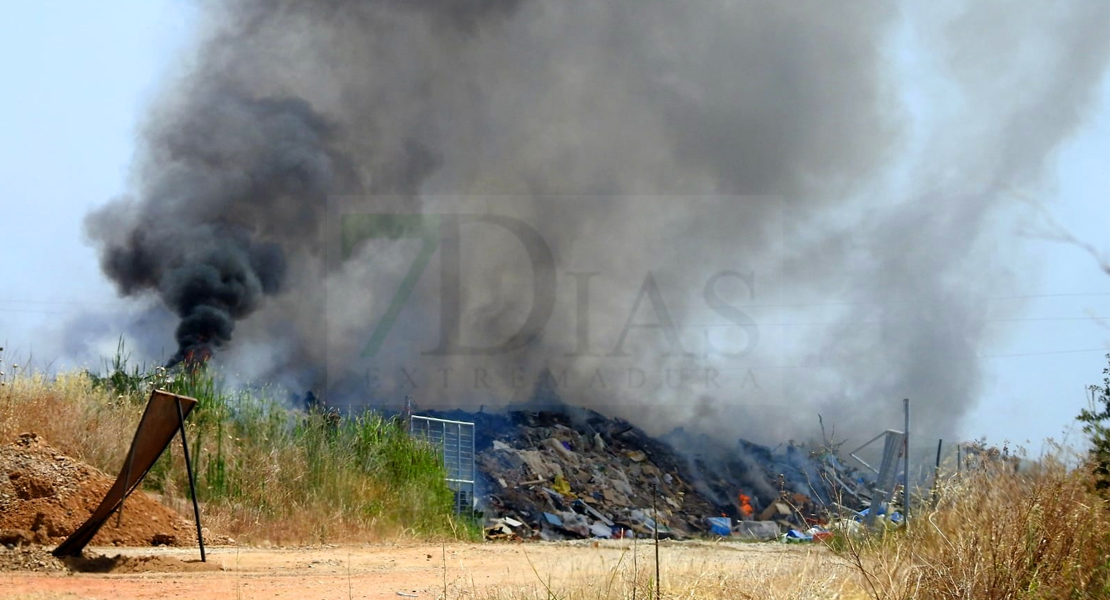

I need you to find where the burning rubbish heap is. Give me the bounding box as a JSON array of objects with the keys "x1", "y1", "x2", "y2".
[{"x1": 425, "y1": 406, "x2": 877, "y2": 541}]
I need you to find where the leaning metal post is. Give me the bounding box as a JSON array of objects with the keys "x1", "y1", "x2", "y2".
[{"x1": 176, "y1": 398, "x2": 205, "y2": 562}]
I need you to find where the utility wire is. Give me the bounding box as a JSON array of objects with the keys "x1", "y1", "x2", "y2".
[
  {"x1": 709, "y1": 347, "x2": 1109, "y2": 369},
  {"x1": 688, "y1": 315, "x2": 1109, "y2": 327},
  {"x1": 2, "y1": 291, "x2": 1107, "y2": 308},
  {"x1": 981, "y1": 348, "x2": 1109, "y2": 358}
]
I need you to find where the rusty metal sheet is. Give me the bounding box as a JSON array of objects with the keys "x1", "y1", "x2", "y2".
[{"x1": 53, "y1": 389, "x2": 198, "y2": 557}]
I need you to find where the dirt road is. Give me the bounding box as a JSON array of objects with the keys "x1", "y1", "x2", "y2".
[{"x1": 1, "y1": 541, "x2": 848, "y2": 599}]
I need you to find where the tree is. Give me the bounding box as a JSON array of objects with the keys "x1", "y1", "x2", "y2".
[{"x1": 1077, "y1": 353, "x2": 1110, "y2": 491}]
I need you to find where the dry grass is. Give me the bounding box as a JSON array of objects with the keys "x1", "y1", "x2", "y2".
[
  {"x1": 486, "y1": 458, "x2": 1110, "y2": 600},
  {"x1": 470, "y1": 542, "x2": 867, "y2": 600},
  {"x1": 0, "y1": 370, "x2": 143, "y2": 476},
  {"x1": 837, "y1": 455, "x2": 1110, "y2": 600}
]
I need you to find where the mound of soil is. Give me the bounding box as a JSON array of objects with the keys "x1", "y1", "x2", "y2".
[{"x1": 0, "y1": 432, "x2": 200, "y2": 549}]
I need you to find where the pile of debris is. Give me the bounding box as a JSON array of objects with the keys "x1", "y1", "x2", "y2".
[
  {"x1": 427, "y1": 406, "x2": 875, "y2": 541},
  {"x1": 0, "y1": 432, "x2": 202, "y2": 548},
  {"x1": 661, "y1": 428, "x2": 876, "y2": 527},
  {"x1": 475, "y1": 410, "x2": 720, "y2": 540}
]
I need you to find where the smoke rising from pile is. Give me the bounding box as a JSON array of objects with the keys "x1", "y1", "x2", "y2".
[{"x1": 87, "y1": 0, "x2": 1109, "y2": 448}]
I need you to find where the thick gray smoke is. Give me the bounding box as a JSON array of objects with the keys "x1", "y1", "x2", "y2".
[{"x1": 88, "y1": 0, "x2": 1109, "y2": 450}]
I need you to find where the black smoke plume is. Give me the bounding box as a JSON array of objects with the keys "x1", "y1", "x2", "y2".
[{"x1": 88, "y1": 92, "x2": 344, "y2": 365}]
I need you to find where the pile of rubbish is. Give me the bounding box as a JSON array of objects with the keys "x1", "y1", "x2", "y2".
[
  {"x1": 474, "y1": 409, "x2": 718, "y2": 540},
  {"x1": 425, "y1": 406, "x2": 879, "y2": 542}
]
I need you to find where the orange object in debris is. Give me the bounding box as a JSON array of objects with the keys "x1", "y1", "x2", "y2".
[{"x1": 738, "y1": 493, "x2": 754, "y2": 518}]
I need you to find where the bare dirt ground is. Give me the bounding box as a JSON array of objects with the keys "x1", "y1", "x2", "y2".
[{"x1": 0, "y1": 541, "x2": 849, "y2": 600}]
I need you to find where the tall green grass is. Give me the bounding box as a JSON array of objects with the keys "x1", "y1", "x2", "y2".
[{"x1": 2, "y1": 346, "x2": 473, "y2": 543}]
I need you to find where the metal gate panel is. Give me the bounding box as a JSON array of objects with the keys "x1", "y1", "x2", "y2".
[{"x1": 410, "y1": 415, "x2": 475, "y2": 515}]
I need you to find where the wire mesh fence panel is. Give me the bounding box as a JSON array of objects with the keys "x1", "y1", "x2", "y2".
[{"x1": 410, "y1": 415, "x2": 475, "y2": 515}]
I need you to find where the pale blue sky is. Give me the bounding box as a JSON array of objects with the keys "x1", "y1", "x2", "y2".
[{"x1": 0, "y1": 2, "x2": 1107, "y2": 450}]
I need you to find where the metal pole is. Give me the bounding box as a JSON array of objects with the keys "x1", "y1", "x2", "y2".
[
  {"x1": 932, "y1": 439, "x2": 943, "y2": 507},
  {"x1": 653, "y1": 485, "x2": 660, "y2": 600},
  {"x1": 903, "y1": 398, "x2": 910, "y2": 526},
  {"x1": 176, "y1": 398, "x2": 206, "y2": 562},
  {"x1": 469, "y1": 421, "x2": 476, "y2": 514},
  {"x1": 632, "y1": 528, "x2": 638, "y2": 600},
  {"x1": 455, "y1": 422, "x2": 463, "y2": 515}
]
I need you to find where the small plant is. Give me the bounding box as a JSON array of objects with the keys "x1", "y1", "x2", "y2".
[{"x1": 85, "y1": 337, "x2": 167, "y2": 400}]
